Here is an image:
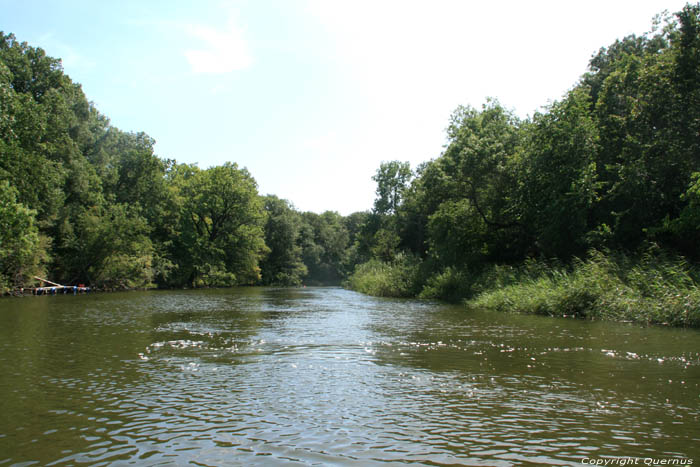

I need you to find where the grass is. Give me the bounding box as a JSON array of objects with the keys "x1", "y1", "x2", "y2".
[
  {"x1": 468, "y1": 249, "x2": 700, "y2": 327},
  {"x1": 347, "y1": 247, "x2": 700, "y2": 327}
]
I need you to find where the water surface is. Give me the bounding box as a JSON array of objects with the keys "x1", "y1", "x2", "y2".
[{"x1": 0, "y1": 287, "x2": 698, "y2": 465}]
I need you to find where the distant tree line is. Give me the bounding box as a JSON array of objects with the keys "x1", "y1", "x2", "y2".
[
  {"x1": 1, "y1": 4, "x2": 699, "y2": 304},
  {"x1": 0, "y1": 31, "x2": 366, "y2": 292}
]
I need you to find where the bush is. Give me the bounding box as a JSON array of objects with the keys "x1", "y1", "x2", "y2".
[
  {"x1": 345, "y1": 253, "x2": 422, "y2": 298},
  {"x1": 419, "y1": 260, "x2": 558, "y2": 303},
  {"x1": 419, "y1": 267, "x2": 473, "y2": 302}
]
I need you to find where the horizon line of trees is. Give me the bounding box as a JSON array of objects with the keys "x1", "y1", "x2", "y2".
[
  {"x1": 0, "y1": 30, "x2": 362, "y2": 292},
  {"x1": 2, "y1": 3, "x2": 699, "y2": 295}
]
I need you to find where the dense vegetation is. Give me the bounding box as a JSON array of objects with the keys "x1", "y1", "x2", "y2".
[
  {"x1": 347, "y1": 4, "x2": 700, "y2": 326},
  {"x1": 0, "y1": 31, "x2": 362, "y2": 291},
  {"x1": 1, "y1": 4, "x2": 700, "y2": 326}
]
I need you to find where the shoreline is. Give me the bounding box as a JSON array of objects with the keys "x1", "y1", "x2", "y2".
[{"x1": 346, "y1": 250, "x2": 700, "y2": 329}]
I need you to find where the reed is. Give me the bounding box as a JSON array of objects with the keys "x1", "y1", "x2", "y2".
[{"x1": 469, "y1": 249, "x2": 700, "y2": 327}]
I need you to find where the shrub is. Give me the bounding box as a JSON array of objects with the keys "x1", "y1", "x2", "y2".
[
  {"x1": 345, "y1": 253, "x2": 422, "y2": 298},
  {"x1": 419, "y1": 267, "x2": 473, "y2": 302}
]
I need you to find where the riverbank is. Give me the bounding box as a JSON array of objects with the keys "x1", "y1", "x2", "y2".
[{"x1": 346, "y1": 249, "x2": 700, "y2": 328}]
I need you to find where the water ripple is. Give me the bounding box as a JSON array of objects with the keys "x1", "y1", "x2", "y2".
[{"x1": 0, "y1": 288, "x2": 698, "y2": 465}]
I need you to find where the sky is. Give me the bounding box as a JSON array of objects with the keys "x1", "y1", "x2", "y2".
[{"x1": 1, "y1": 0, "x2": 690, "y2": 214}]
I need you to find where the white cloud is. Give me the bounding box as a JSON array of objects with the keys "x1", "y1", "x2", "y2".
[{"x1": 184, "y1": 15, "x2": 251, "y2": 73}]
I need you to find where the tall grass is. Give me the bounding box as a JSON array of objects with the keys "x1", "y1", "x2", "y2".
[
  {"x1": 418, "y1": 259, "x2": 555, "y2": 302},
  {"x1": 469, "y1": 249, "x2": 700, "y2": 327},
  {"x1": 347, "y1": 247, "x2": 700, "y2": 327},
  {"x1": 346, "y1": 246, "x2": 700, "y2": 327}
]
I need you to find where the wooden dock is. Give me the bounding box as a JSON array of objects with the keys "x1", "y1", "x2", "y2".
[{"x1": 31, "y1": 276, "x2": 90, "y2": 295}]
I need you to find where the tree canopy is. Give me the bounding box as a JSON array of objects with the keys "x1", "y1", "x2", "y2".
[
  {"x1": 349, "y1": 4, "x2": 700, "y2": 303},
  {"x1": 1, "y1": 3, "x2": 699, "y2": 298}
]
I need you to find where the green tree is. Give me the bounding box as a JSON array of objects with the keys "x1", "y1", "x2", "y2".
[
  {"x1": 421, "y1": 100, "x2": 525, "y2": 265},
  {"x1": 372, "y1": 161, "x2": 412, "y2": 215},
  {"x1": 343, "y1": 210, "x2": 379, "y2": 268},
  {"x1": 586, "y1": 4, "x2": 700, "y2": 251},
  {"x1": 426, "y1": 199, "x2": 487, "y2": 268},
  {"x1": 299, "y1": 211, "x2": 350, "y2": 284},
  {"x1": 0, "y1": 35, "x2": 67, "y2": 225},
  {"x1": 520, "y1": 87, "x2": 601, "y2": 258},
  {"x1": 173, "y1": 163, "x2": 267, "y2": 287},
  {"x1": 656, "y1": 173, "x2": 700, "y2": 258},
  {"x1": 260, "y1": 196, "x2": 307, "y2": 285},
  {"x1": 0, "y1": 181, "x2": 41, "y2": 292},
  {"x1": 53, "y1": 204, "x2": 154, "y2": 288}
]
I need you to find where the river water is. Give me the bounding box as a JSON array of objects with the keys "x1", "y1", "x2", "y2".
[{"x1": 0, "y1": 287, "x2": 698, "y2": 466}]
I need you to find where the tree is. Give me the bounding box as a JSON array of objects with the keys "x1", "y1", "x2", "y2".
[
  {"x1": 372, "y1": 161, "x2": 412, "y2": 215},
  {"x1": 260, "y1": 196, "x2": 307, "y2": 285},
  {"x1": 418, "y1": 100, "x2": 526, "y2": 265},
  {"x1": 584, "y1": 4, "x2": 700, "y2": 251},
  {"x1": 0, "y1": 181, "x2": 41, "y2": 292},
  {"x1": 342, "y1": 210, "x2": 377, "y2": 268},
  {"x1": 299, "y1": 211, "x2": 350, "y2": 284},
  {"x1": 173, "y1": 163, "x2": 267, "y2": 287},
  {"x1": 520, "y1": 87, "x2": 601, "y2": 258},
  {"x1": 54, "y1": 203, "x2": 154, "y2": 288},
  {"x1": 426, "y1": 199, "x2": 488, "y2": 268},
  {"x1": 443, "y1": 101, "x2": 522, "y2": 233}
]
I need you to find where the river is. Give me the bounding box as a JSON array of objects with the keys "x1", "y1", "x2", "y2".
[{"x1": 0, "y1": 287, "x2": 698, "y2": 466}]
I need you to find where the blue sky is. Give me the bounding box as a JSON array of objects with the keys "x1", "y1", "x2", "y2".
[{"x1": 1, "y1": 0, "x2": 688, "y2": 214}]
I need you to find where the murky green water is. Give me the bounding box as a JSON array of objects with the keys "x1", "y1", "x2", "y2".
[{"x1": 0, "y1": 288, "x2": 698, "y2": 466}]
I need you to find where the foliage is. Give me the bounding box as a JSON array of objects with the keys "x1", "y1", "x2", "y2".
[
  {"x1": 654, "y1": 172, "x2": 700, "y2": 258},
  {"x1": 298, "y1": 211, "x2": 351, "y2": 285},
  {"x1": 54, "y1": 204, "x2": 154, "y2": 289},
  {"x1": 347, "y1": 4, "x2": 700, "y2": 327},
  {"x1": 372, "y1": 161, "x2": 412, "y2": 215},
  {"x1": 418, "y1": 266, "x2": 474, "y2": 302},
  {"x1": 172, "y1": 163, "x2": 267, "y2": 287},
  {"x1": 345, "y1": 253, "x2": 422, "y2": 298},
  {"x1": 0, "y1": 32, "x2": 275, "y2": 291},
  {"x1": 469, "y1": 249, "x2": 700, "y2": 327},
  {"x1": 260, "y1": 196, "x2": 307, "y2": 286},
  {"x1": 0, "y1": 181, "x2": 42, "y2": 292},
  {"x1": 3, "y1": 3, "x2": 700, "y2": 324},
  {"x1": 520, "y1": 87, "x2": 601, "y2": 258}
]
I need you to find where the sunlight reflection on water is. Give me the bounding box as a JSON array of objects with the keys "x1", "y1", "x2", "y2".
[{"x1": 0, "y1": 287, "x2": 698, "y2": 465}]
